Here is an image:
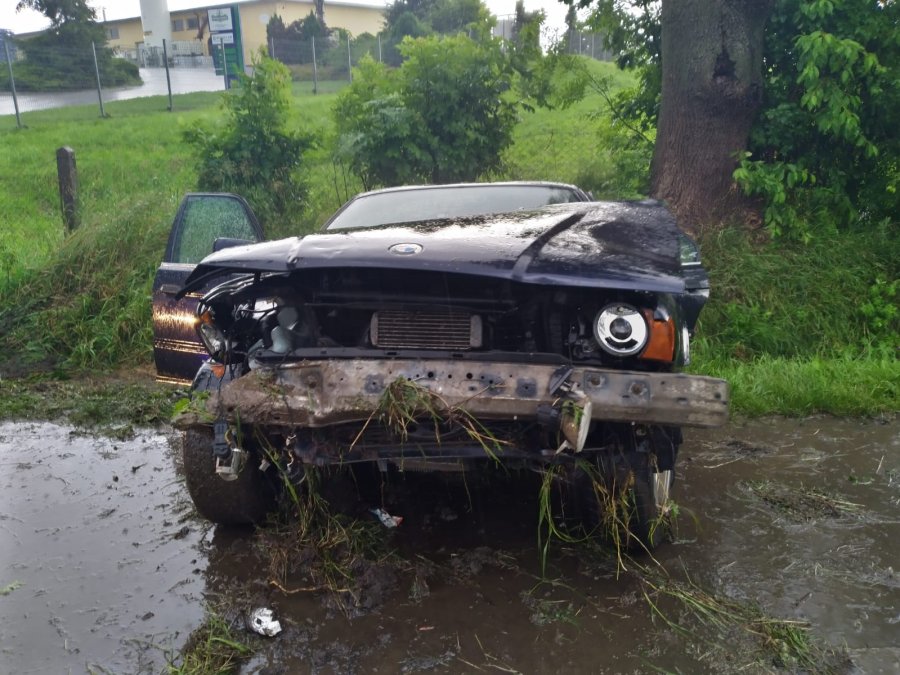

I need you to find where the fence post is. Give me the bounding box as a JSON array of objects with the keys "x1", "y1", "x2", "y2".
[
  {"x1": 4, "y1": 39, "x2": 21, "y2": 129},
  {"x1": 347, "y1": 33, "x2": 352, "y2": 83},
  {"x1": 163, "y1": 38, "x2": 173, "y2": 111},
  {"x1": 312, "y1": 37, "x2": 318, "y2": 95},
  {"x1": 91, "y1": 41, "x2": 106, "y2": 118},
  {"x1": 56, "y1": 147, "x2": 79, "y2": 233}
]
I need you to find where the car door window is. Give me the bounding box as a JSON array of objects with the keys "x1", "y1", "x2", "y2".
[{"x1": 171, "y1": 195, "x2": 260, "y2": 264}]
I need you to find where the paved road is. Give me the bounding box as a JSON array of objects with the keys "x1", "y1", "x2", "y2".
[{"x1": 0, "y1": 67, "x2": 224, "y2": 116}]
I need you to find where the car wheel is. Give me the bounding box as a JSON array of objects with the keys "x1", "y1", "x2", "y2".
[
  {"x1": 575, "y1": 426, "x2": 680, "y2": 551},
  {"x1": 181, "y1": 428, "x2": 277, "y2": 525}
]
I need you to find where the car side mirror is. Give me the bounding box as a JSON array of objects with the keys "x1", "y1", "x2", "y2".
[{"x1": 213, "y1": 237, "x2": 254, "y2": 252}]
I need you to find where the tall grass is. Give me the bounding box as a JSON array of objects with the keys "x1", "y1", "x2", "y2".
[
  {"x1": 694, "y1": 353, "x2": 898, "y2": 416},
  {"x1": 696, "y1": 223, "x2": 898, "y2": 358},
  {"x1": 690, "y1": 222, "x2": 898, "y2": 415},
  {"x1": 0, "y1": 84, "x2": 354, "y2": 371}
]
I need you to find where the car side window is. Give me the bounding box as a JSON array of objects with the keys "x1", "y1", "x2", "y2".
[{"x1": 171, "y1": 195, "x2": 259, "y2": 264}]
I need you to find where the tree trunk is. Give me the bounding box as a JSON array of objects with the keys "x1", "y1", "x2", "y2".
[{"x1": 651, "y1": 0, "x2": 772, "y2": 233}]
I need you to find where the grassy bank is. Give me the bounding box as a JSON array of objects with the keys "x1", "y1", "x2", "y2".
[{"x1": 0, "y1": 62, "x2": 895, "y2": 419}]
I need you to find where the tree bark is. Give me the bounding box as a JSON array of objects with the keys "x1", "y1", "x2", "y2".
[{"x1": 650, "y1": 0, "x2": 772, "y2": 233}]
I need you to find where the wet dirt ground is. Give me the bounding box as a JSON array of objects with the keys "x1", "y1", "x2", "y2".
[{"x1": 1, "y1": 417, "x2": 898, "y2": 674}]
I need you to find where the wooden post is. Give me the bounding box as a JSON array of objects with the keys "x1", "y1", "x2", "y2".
[
  {"x1": 4, "y1": 39, "x2": 21, "y2": 129},
  {"x1": 56, "y1": 147, "x2": 79, "y2": 232}
]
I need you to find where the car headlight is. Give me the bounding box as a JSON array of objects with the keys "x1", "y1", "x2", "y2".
[
  {"x1": 593, "y1": 303, "x2": 648, "y2": 357},
  {"x1": 197, "y1": 310, "x2": 226, "y2": 360}
]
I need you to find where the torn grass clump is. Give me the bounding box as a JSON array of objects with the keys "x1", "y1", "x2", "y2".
[
  {"x1": 635, "y1": 560, "x2": 848, "y2": 672},
  {"x1": 354, "y1": 376, "x2": 507, "y2": 460},
  {"x1": 537, "y1": 459, "x2": 680, "y2": 576},
  {"x1": 255, "y1": 451, "x2": 398, "y2": 615},
  {"x1": 167, "y1": 611, "x2": 253, "y2": 675},
  {"x1": 744, "y1": 480, "x2": 864, "y2": 521}
]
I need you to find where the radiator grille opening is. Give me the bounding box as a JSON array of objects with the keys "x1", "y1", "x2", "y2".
[{"x1": 371, "y1": 310, "x2": 482, "y2": 350}]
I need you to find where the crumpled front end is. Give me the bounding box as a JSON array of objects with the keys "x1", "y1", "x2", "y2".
[{"x1": 179, "y1": 356, "x2": 728, "y2": 466}]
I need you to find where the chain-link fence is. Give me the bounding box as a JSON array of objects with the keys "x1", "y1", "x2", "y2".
[
  {"x1": 493, "y1": 16, "x2": 613, "y2": 62},
  {"x1": 267, "y1": 33, "x2": 388, "y2": 89},
  {"x1": 1, "y1": 28, "x2": 614, "y2": 128},
  {"x1": 564, "y1": 31, "x2": 614, "y2": 61},
  {"x1": 1, "y1": 36, "x2": 224, "y2": 126}
]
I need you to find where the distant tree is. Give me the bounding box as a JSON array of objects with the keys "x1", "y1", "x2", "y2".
[
  {"x1": 267, "y1": 11, "x2": 329, "y2": 65},
  {"x1": 10, "y1": 0, "x2": 139, "y2": 91},
  {"x1": 266, "y1": 13, "x2": 288, "y2": 41},
  {"x1": 428, "y1": 0, "x2": 493, "y2": 34},
  {"x1": 511, "y1": 0, "x2": 542, "y2": 53},
  {"x1": 384, "y1": 0, "x2": 438, "y2": 28},
  {"x1": 381, "y1": 0, "x2": 494, "y2": 64},
  {"x1": 296, "y1": 11, "x2": 327, "y2": 40},
  {"x1": 314, "y1": 0, "x2": 326, "y2": 27},
  {"x1": 565, "y1": 4, "x2": 579, "y2": 33},
  {"x1": 15, "y1": 0, "x2": 95, "y2": 26}
]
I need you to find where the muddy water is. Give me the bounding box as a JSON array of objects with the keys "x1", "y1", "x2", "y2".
[{"x1": 0, "y1": 417, "x2": 897, "y2": 673}]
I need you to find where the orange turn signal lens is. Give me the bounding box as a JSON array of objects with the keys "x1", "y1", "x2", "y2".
[{"x1": 640, "y1": 311, "x2": 675, "y2": 362}]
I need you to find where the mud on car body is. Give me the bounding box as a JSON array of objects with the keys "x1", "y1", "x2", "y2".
[{"x1": 152, "y1": 183, "x2": 729, "y2": 546}]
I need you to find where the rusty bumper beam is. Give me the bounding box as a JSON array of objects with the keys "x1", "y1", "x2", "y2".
[{"x1": 200, "y1": 358, "x2": 729, "y2": 429}]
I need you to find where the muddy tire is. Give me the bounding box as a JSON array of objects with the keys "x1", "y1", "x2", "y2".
[
  {"x1": 182, "y1": 428, "x2": 277, "y2": 525},
  {"x1": 574, "y1": 426, "x2": 680, "y2": 551}
]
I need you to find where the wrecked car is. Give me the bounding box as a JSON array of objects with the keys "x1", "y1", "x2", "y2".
[{"x1": 152, "y1": 183, "x2": 728, "y2": 547}]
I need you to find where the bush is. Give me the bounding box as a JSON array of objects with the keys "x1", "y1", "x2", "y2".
[
  {"x1": 334, "y1": 35, "x2": 516, "y2": 187},
  {"x1": 183, "y1": 52, "x2": 314, "y2": 225}
]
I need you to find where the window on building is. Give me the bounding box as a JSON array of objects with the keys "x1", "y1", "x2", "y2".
[
  {"x1": 186, "y1": 17, "x2": 199, "y2": 30},
  {"x1": 172, "y1": 19, "x2": 184, "y2": 32},
  {"x1": 107, "y1": 27, "x2": 119, "y2": 39}
]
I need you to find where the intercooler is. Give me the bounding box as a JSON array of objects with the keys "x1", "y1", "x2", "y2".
[{"x1": 371, "y1": 310, "x2": 483, "y2": 350}]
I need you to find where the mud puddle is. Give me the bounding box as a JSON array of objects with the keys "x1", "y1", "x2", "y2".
[{"x1": 1, "y1": 417, "x2": 898, "y2": 673}]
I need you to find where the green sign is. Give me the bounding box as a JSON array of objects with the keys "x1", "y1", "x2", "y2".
[{"x1": 208, "y1": 5, "x2": 244, "y2": 88}]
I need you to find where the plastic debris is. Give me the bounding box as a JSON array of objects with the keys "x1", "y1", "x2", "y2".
[
  {"x1": 370, "y1": 507, "x2": 403, "y2": 528},
  {"x1": 248, "y1": 607, "x2": 282, "y2": 637}
]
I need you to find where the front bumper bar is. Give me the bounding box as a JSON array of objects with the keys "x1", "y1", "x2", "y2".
[{"x1": 190, "y1": 358, "x2": 729, "y2": 429}]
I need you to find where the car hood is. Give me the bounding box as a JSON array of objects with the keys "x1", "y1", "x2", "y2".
[{"x1": 181, "y1": 201, "x2": 687, "y2": 295}]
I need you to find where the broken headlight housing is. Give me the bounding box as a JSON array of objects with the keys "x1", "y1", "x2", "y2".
[{"x1": 197, "y1": 310, "x2": 227, "y2": 361}]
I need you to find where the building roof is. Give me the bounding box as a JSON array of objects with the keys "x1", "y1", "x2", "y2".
[{"x1": 100, "y1": 0, "x2": 385, "y2": 26}]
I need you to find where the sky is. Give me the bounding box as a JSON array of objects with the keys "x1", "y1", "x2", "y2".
[{"x1": 0, "y1": 0, "x2": 573, "y2": 36}]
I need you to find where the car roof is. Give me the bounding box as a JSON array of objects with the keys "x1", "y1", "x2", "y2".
[{"x1": 348, "y1": 181, "x2": 589, "y2": 199}]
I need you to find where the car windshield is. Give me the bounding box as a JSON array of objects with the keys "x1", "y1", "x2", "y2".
[{"x1": 325, "y1": 184, "x2": 586, "y2": 230}]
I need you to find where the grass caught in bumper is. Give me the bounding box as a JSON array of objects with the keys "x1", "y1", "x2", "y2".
[{"x1": 176, "y1": 358, "x2": 729, "y2": 433}]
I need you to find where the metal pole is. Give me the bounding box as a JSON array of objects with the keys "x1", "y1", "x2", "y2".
[
  {"x1": 163, "y1": 39, "x2": 173, "y2": 111},
  {"x1": 4, "y1": 39, "x2": 21, "y2": 129},
  {"x1": 312, "y1": 36, "x2": 318, "y2": 95},
  {"x1": 377, "y1": 34, "x2": 382, "y2": 62},
  {"x1": 347, "y1": 33, "x2": 352, "y2": 82},
  {"x1": 269, "y1": 36, "x2": 275, "y2": 59},
  {"x1": 91, "y1": 41, "x2": 106, "y2": 118}
]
